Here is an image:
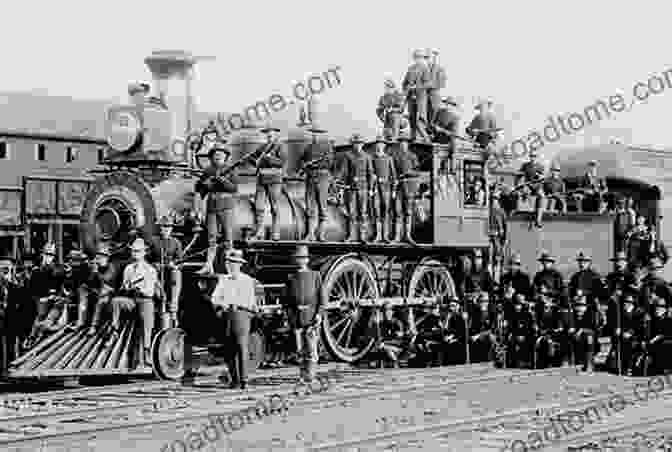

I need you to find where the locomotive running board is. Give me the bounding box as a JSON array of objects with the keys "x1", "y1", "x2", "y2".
[{"x1": 7, "y1": 321, "x2": 151, "y2": 379}]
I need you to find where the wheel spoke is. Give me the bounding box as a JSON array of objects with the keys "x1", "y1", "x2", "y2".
[
  {"x1": 329, "y1": 315, "x2": 349, "y2": 333},
  {"x1": 343, "y1": 317, "x2": 355, "y2": 348},
  {"x1": 336, "y1": 317, "x2": 353, "y2": 344}
]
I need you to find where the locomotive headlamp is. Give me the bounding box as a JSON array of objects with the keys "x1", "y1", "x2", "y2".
[{"x1": 106, "y1": 108, "x2": 141, "y2": 152}]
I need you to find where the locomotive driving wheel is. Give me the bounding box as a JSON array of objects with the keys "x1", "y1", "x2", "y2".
[
  {"x1": 321, "y1": 256, "x2": 380, "y2": 363},
  {"x1": 151, "y1": 327, "x2": 186, "y2": 380},
  {"x1": 404, "y1": 259, "x2": 456, "y2": 334}
]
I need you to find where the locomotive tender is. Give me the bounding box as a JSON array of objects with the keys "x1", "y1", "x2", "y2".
[{"x1": 7, "y1": 50, "x2": 663, "y2": 380}]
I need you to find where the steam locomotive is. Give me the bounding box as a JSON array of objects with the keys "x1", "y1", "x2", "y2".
[{"x1": 7, "y1": 50, "x2": 664, "y2": 381}]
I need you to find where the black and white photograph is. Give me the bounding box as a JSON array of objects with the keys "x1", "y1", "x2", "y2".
[{"x1": 1, "y1": 1, "x2": 672, "y2": 451}]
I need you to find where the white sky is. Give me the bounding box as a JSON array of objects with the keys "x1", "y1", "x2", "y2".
[{"x1": 2, "y1": 1, "x2": 671, "y2": 162}]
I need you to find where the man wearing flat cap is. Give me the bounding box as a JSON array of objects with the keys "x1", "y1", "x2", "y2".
[
  {"x1": 402, "y1": 49, "x2": 431, "y2": 143},
  {"x1": 298, "y1": 124, "x2": 333, "y2": 241},
  {"x1": 194, "y1": 143, "x2": 238, "y2": 275},
  {"x1": 376, "y1": 79, "x2": 405, "y2": 140},
  {"x1": 425, "y1": 49, "x2": 447, "y2": 127},
  {"x1": 211, "y1": 249, "x2": 257, "y2": 389},
  {"x1": 532, "y1": 252, "x2": 567, "y2": 307},
  {"x1": 253, "y1": 124, "x2": 287, "y2": 241},
  {"x1": 149, "y1": 216, "x2": 184, "y2": 328},
  {"x1": 282, "y1": 245, "x2": 323, "y2": 382},
  {"x1": 569, "y1": 251, "x2": 605, "y2": 304},
  {"x1": 371, "y1": 135, "x2": 397, "y2": 242},
  {"x1": 339, "y1": 133, "x2": 374, "y2": 242}
]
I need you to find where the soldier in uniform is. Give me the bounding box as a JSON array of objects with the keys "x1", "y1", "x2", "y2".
[
  {"x1": 87, "y1": 244, "x2": 121, "y2": 336},
  {"x1": 469, "y1": 292, "x2": 496, "y2": 362},
  {"x1": 533, "y1": 252, "x2": 567, "y2": 307},
  {"x1": 0, "y1": 256, "x2": 19, "y2": 371},
  {"x1": 442, "y1": 297, "x2": 467, "y2": 365},
  {"x1": 425, "y1": 49, "x2": 447, "y2": 127},
  {"x1": 646, "y1": 295, "x2": 672, "y2": 374},
  {"x1": 614, "y1": 197, "x2": 635, "y2": 252},
  {"x1": 150, "y1": 217, "x2": 184, "y2": 328},
  {"x1": 432, "y1": 97, "x2": 460, "y2": 147},
  {"x1": 605, "y1": 251, "x2": 634, "y2": 295},
  {"x1": 466, "y1": 99, "x2": 500, "y2": 150},
  {"x1": 534, "y1": 286, "x2": 567, "y2": 368},
  {"x1": 194, "y1": 143, "x2": 238, "y2": 275},
  {"x1": 542, "y1": 164, "x2": 566, "y2": 213},
  {"x1": 114, "y1": 238, "x2": 159, "y2": 367},
  {"x1": 568, "y1": 251, "x2": 605, "y2": 304},
  {"x1": 641, "y1": 255, "x2": 672, "y2": 315},
  {"x1": 402, "y1": 49, "x2": 431, "y2": 143},
  {"x1": 253, "y1": 125, "x2": 287, "y2": 241},
  {"x1": 376, "y1": 303, "x2": 406, "y2": 368},
  {"x1": 507, "y1": 292, "x2": 536, "y2": 368},
  {"x1": 614, "y1": 288, "x2": 645, "y2": 375},
  {"x1": 464, "y1": 249, "x2": 495, "y2": 296},
  {"x1": 489, "y1": 192, "x2": 507, "y2": 277},
  {"x1": 282, "y1": 246, "x2": 323, "y2": 382},
  {"x1": 568, "y1": 290, "x2": 597, "y2": 372},
  {"x1": 376, "y1": 79, "x2": 405, "y2": 140},
  {"x1": 371, "y1": 135, "x2": 397, "y2": 243},
  {"x1": 500, "y1": 253, "x2": 532, "y2": 300},
  {"x1": 298, "y1": 125, "x2": 333, "y2": 242},
  {"x1": 339, "y1": 133, "x2": 374, "y2": 243},
  {"x1": 515, "y1": 150, "x2": 545, "y2": 216},
  {"x1": 390, "y1": 131, "x2": 420, "y2": 244},
  {"x1": 576, "y1": 160, "x2": 607, "y2": 213}
]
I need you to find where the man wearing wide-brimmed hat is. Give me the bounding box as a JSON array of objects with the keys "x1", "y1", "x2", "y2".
[
  {"x1": 298, "y1": 123, "x2": 333, "y2": 241},
  {"x1": 341, "y1": 133, "x2": 374, "y2": 242},
  {"x1": 500, "y1": 253, "x2": 532, "y2": 299},
  {"x1": 87, "y1": 243, "x2": 121, "y2": 336},
  {"x1": 388, "y1": 130, "x2": 420, "y2": 244},
  {"x1": 532, "y1": 251, "x2": 567, "y2": 306},
  {"x1": 194, "y1": 142, "x2": 238, "y2": 275},
  {"x1": 605, "y1": 251, "x2": 634, "y2": 296},
  {"x1": 641, "y1": 254, "x2": 672, "y2": 315},
  {"x1": 376, "y1": 78, "x2": 405, "y2": 140},
  {"x1": 253, "y1": 123, "x2": 287, "y2": 241},
  {"x1": 568, "y1": 251, "x2": 604, "y2": 304},
  {"x1": 114, "y1": 238, "x2": 159, "y2": 367},
  {"x1": 282, "y1": 245, "x2": 323, "y2": 382},
  {"x1": 402, "y1": 49, "x2": 431, "y2": 143},
  {"x1": 568, "y1": 289, "x2": 597, "y2": 372},
  {"x1": 150, "y1": 216, "x2": 184, "y2": 328},
  {"x1": 211, "y1": 249, "x2": 257, "y2": 389},
  {"x1": 371, "y1": 134, "x2": 396, "y2": 242},
  {"x1": 616, "y1": 286, "x2": 644, "y2": 374}
]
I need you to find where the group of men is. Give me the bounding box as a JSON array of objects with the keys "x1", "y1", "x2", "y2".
[
  {"x1": 377, "y1": 248, "x2": 672, "y2": 376},
  {"x1": 377, "y1": 48, "x2": 501, "y2": 150},
  {"x1": 0, "y1": 216, "x2": 184, "y2": 371}
]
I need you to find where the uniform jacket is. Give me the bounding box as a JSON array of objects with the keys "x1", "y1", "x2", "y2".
[
  {"x1": 569, "y1": 268, "x2": 605, "y2": 300},
  {"x1": 509, "y1": 309, "x2": 535, "y2": 337},
  {"x1": 427, "y1": 63, "x2": 447, "y2": 90},
  {"x1": 150, "y1": 236, "x2": 184, "y2": 264},
  {"x1": 649, "y1": 314, "x2": 672, "y2": 340},
  {"x1": 463, "y1": 269, "x2": 495, "y2": 295},
  {"x1": 569, "y1": 309, "x2": 596, "y2": 331},
  {"x1": 434, "y1": 108, "x2": 460, "y2": 133},
  {"x1": 614, "y1": 208, "x2": 635, "y2": 238},
  {"x1": 501, "y1": 270, "x2": 532, "y2": 298},
  {"x1": 29, "y1": 264, "x2": 67, "y2": 300},
  {"x1": 543, "y1": 176, "x2": 565, "y2": 195},
  {"x1": 283, "y1": 269, "x2": 323, "y2": 328},
  {"x1": 536, "y1": 305, "x2": 566, "y2": 335},
  {"x1": 605, "y1": 270, "x2": 635, "y2": 295},
  {"x1": 389, "y1": 147, "x2": 419, "y2": 178},
  {"x1": 299, "y1": 141, "x2": 333, "y2": 174},
  {"x1": 87, "y1": 263, "x2": 120, "y2": 292},
  {"x1": 340, "y1": 150, "x2": 374, "y2": 190},
  {"x1": 256, "y1": 142, "x2": 287, "y2": 184},
  {"x1": 619, "y1": 307, "x2": 645, "y2": 340},
  {"x1": 444, "y1": 312, "x2": 467, "y2": 342},
  {"x1": 533, "y1": 269, "x2": 566, "y2": 300},
  {"x1": 402, "y1": 63, "x2": 431, "y2": 95},
  {"x1": 195, "y1": 166, "x2": 238, "y2": 211},
  {"x1": 372, "y1": 153, "x2": 397, "y2": 184},
  {"x1": 579, "y1": 173, "x2": 606, "y2": 192},
  {"x1": 467, "y1": 112, "x2": 498, "y2": 136},
  {"x1": 469, "y1": 306, "x2": 496, "y2": 335},
  {"x1": 376, "y1": 91, "x2": 405, "y2": 120}
]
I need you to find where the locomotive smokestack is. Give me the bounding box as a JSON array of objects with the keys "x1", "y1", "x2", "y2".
[{"x1": 144, "y1": 50, "x2": 198, "y2": 141}]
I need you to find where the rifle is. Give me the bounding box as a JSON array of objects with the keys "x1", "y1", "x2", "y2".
[
  {"x1": 432, "y1": 125, "x2": 475, "y2": 144},
  {"x1": 468, "y1": 127, "x2": 504, "y2": 135},
  {"x1": 616, "y1": 297, "x2": 622, "y2": 375}
]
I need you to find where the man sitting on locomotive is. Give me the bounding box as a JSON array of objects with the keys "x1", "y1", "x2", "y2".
[
  {"x1": 111, "y1": 238, "x2": 159, "y2": 367},
  {"x1": 64, "y1": 250, "x2": 94, "y2": 330},
  {"x1": 515, "y1": 150, "x2": 545, "y2": 213},
  {"x1": 574, "y1": 160, "x2": 607, "y2": 213},
  {"x1": 150, "y1": 216, "x2": 183, "y2": 328},
  {"x1": 24, "y1": 243, "x2": 68, "y2": 347},
  {"x1": 194, "y1": 143, "x2": 238, "y2": 275},
  {"x1": 87, "y1": 244, "x2": 121, "y2": 337}
]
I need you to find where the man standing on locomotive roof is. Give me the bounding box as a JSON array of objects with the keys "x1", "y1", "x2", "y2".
[
  {"x1": 282, "y1": 245, "x2": 323, "y2": 382},
  {"x1": 389, "y1": 130, "x2": 420, "y2": 244},
  {"x1": 533, "y1": 252, "x2": 567, "y2": 307},
  {"x1": 402, "y1": 49, "x2": 431, "y2": 143},
  {"x1": 253, "y1": 125, "x2": 287, "y2": 241},
  {"x1": 432, "y1": 97, "x2": 461, "y2": 148},
  {"x1": 298, "y1": 124, "x2": 333, "y2": 242},
  {"x1": 150, "y1": 217, "x2": 184, "y2": 328},
  {"x1": 372, "y1": 134, "x2": 397, "y2": 243},
  {"x1": 376, "y1": 79, "x2": 405, "y2": 140},
  {"x1": 500, "y1": 253, "x2": 532, "y2": 300},
  {"x1": 340, "y1": 133, "x2": 374, "y2": 243},
  {"x1": 425, "y1": 49, "x2": 447, "y2": 127},
  {"x1": 211, "y1": 249, "x2": 257, "y2": 390},
  {"x1": 569, "y1": 251, "x2": 605, "y2": 304},
  {"x1": 195, "y1": 142, "x2": 238, "y2": 275},
  {"x1": 466, "y1": 99, "x2": 500, "y2": 150},
  {"x1": 113, "y1": 238, "x2": 159, "y2": 368},
  {"x1": 87, "y1": 244, "x2": 121, "y2": 336}
]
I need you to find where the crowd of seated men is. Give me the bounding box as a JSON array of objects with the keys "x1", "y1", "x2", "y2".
[{"x1": 369, "y1": 246, "x2": 672, "y2": 376}]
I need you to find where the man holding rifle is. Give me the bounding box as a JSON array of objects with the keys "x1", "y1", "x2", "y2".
[
  {"x1": 195, "y1": 143, "x2": 238, "y2": 275},
  {"x1": 298, "y1": 124, "x2": 333, "y2": 242},
  {"x1": 339, "y1": 133, "x2": 374, "y2": 243},
  {"x1": 376, "y1": 79, "x2": 405, "y2": 140},
  {"x1": 150, "y1": 216, "x2": 183, "y2": 328},
  {"x1": 432, "y1": 97, "x2": 462, "y2": 148},
  {"x1": 466, "y1": 99, "x2": 501, "y2": 150},
  {"x1": 253, "y1": 125, "x2": 287, "y2": 241}
]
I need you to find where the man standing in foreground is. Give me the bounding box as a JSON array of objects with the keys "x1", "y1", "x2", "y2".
[
  {"x1": 282, "y1": 245, "x2": 323, "y2": 382},
  {"x1": 211, "y1": 249, "x2": 257, "y2": 390}
]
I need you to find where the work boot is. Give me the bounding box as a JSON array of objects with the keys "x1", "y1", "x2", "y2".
[
  {"x1": 316, "y1": 219, "x2": 327, "y2": 242},
  {"x1": 392, "y1": 220, "x2": 402, "y2": 243},
  {"x1": 374, "y1": 221, "x2": 383, "y2": 243},
  {"x1": 196, "y1": 246, "x2": 216, "y2": 275},
  {"x1": 303, "y1": 217, "x2": 317, "y2": 241},
  {"x1": 347, "y1": 220, "x2": 358, "y2": 243},
  {"x1": 403, "y1": 218, "x2": 416, "y2": 245},
  {"x1": 253, "y1": 214, "x2": 265, "y2": 240}
]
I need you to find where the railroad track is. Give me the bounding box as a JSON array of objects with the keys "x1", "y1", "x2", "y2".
[
  {"x1": 0, "y1": 363, "x2": 570, "y2": 450},
  {"x1": 300, "y1": 374, "x2": 672, "y2": 452}
]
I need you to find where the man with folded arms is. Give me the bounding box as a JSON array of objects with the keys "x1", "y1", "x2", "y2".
[{"x1": 211, "y1": 249, "x2": 257, "y2": 390}]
